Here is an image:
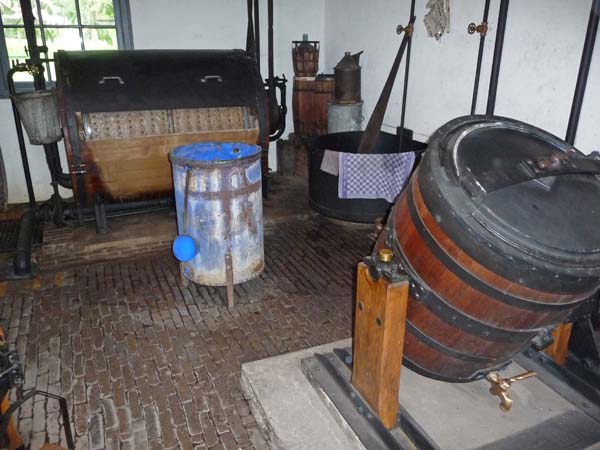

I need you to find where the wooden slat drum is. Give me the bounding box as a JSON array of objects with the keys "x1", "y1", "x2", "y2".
[
  {"x1": 381, "y1": 115, "x2": 600, "y2": 382},
  {"x1": 314, "y1": 75, "x2": 335, "y2": 136},
  {"x1": 292, "y1": 77, "x2": 316, "y2": 136},
  {"x1": 55, "y1": 50, "x2": 268, "y2": 208}
]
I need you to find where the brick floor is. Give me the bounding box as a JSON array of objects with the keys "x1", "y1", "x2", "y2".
[{"x1": 1, "y1": 216, "x2": 373, "y2": 449}]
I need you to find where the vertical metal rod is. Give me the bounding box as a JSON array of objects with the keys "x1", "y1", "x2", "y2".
[
  {"x1": 565, "y1": 0, "x2": 599, "y2": 145},
  {"x1": 246, "y1": 0, "x2": 255, "y2": 57},
  {"x1": 358, "y1": 16, "x2": 415, "y2": 155},
  {"x1": 254, "y1": 0, "x2": 261, "y2": 63},
  {"x1": 19, "y1": 0, "x2": 44, "y2": 89},
  {"x1": 225, "y1": 253, "x2": 235, "y2": 310},
  {"x1": 399, "y1": 0, "x2": 416, "y2": 151},
  {"x1": 267, "y1": 0, "x2": 275, "y2": 94},
  {"x1": 471, "y1": 0, "x2": 491, "y2": 115},
  {"x1": 486, "y1": 0, "x2": 509, "y2": 116}
]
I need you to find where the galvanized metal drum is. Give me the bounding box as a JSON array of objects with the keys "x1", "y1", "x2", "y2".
[
  {"x1": 12, "y1": 89, "x2": 62, "y2": 145},
  {"x1": 170, "y1": 142, "x2": 264, "y2": 286},
  {"x1": 327, "y1": 101, "x2": 363, "y2": 133}
]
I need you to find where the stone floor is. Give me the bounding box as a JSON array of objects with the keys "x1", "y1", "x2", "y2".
[{"x1": 0, "y1": 194, "x2": 374, "y2": 450}]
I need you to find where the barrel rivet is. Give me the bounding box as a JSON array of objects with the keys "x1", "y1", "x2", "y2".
[{"x1": 378, "y1": 248, "x2": 394, "y2": 263}]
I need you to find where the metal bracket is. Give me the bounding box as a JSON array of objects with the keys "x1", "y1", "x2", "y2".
[
  {"x1": 69, "y1": 162, "x2": 86, "y2": 175},
  {"x1": 468, "y1": 22, "x2": 488, "y2": 36},
  {"x1": 363, "y1": 248, "x2": 407, "y2": 284},
  {"x1": 396, "y1": 23, "x2": 414, "y2": 36}
]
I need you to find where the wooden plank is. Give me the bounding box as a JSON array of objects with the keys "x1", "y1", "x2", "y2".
[
  {"x1": 86, "y1": 128, "x2": 259, "y2": 163},
  {"x1": 79, "y1": 128, "x2": 260, "y2": 199},
  {"x1": 545, "y1": 323, "x2": 573, "y2": 366},
  {"x1": 351, "y1": 262, "x2": 409, "y2": 429}
]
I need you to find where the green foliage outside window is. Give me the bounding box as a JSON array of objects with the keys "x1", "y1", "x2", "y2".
[{"x1": 0, "y1": 0, "x2": 117, "y2": 81}]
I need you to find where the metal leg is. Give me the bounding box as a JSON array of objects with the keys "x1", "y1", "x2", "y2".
[
  {"x1": 179, "y1": 264, "x2": 189, "y2": 287},
  {"x1": 225, "y1": 253, "x2": 235, "y2": 310},
  {"x1": 94, "y1": 194, "x2": 108, "y2": 234}
]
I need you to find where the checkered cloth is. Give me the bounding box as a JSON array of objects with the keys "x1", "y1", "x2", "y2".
[{"x1": 338, "y1": 152, "x2": 415, "y2": 202}]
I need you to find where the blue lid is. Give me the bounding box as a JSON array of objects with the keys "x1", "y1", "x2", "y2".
[{"x1": 170, "y1": 142, "x2": 261, "y2": 164}]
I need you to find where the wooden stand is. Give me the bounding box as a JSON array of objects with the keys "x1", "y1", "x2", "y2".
[
  {"x1": 351, "y1": 262, "x2": 409, "y2": 429},
  {"x1": 545, "y1": 323, "x2": 573, "y2": 366}
]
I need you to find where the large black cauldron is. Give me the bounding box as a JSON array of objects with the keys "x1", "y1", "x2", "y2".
[{"x1": 308, "y1": 131, "x2": 425, "y2": 223}]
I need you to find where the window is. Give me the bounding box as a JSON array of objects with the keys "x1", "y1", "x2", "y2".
[{"x1": 0, "y1": 0, "x2": 133, "y2": 94}]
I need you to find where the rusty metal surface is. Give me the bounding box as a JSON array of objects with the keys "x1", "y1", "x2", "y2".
[{"x1": 172, "y1": 149, "x2": 264, "y2": 286}]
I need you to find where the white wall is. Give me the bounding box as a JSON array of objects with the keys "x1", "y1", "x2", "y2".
[
  {"x1": 2, "y1": 0, "x2": 598, "y2": 204},
  {"x1": 1, "y1": 0, "x2": 326, "y2": 204},
  {"x1": 323, "y1": 0, "x2": 599, "y2": 153}
]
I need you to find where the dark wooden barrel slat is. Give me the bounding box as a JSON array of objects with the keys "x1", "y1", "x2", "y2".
[
  {"x1": 395, "y1": 190, "x2": 569, "y2": 330},
  {"x1": 406, "y1": 298, "x2": 529, "y2": 359},
  {"x1": 412, "y1": 181, "x2": 595, "y2": 304},
  {"x1": 292, "y1": 77, "x2": 316, "y2": 136}
]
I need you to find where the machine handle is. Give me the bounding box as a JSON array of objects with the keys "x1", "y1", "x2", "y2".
[
  {"x1": 98, "y1": 76, "x2": 125, "y2": 85},
  {"x1": 462, "y1": 151, "x2": 600, "y2": 200},
  {"x1": 201, "y1": 75, "x2": 223, "y2": 83}
]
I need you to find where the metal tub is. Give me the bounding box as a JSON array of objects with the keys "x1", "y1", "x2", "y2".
[{"x1": 170, "y1": 142, "x2": 264, "y2": 286}]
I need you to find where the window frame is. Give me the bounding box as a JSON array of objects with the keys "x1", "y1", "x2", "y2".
[{"x1": 0, "y1": 0, "x2": 133, "y2": 97}]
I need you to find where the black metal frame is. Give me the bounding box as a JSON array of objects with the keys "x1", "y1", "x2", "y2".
[
  {"x1": 565, "y1": 0, "x2": 600, "y2": 144},
  {"x1": 470, "y1": 0, "x2": 491, "y2": 114},
  {"x1": 485, "y1": 0, "x2": 509, "y2": 116}
]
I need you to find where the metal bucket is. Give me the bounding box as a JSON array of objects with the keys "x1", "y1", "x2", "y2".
[
  {"x1": 328, "y1": 101, "x2": 363, "y2": 133},
  {"x1": 12, "y1": 89, "x2": 62, "y2": 145},
  {"x1": 170, "y1": 142, "x2": 264, "y2": 286}
]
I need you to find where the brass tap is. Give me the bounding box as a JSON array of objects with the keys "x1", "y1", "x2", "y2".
[
  {"x1": 486, "y1": 371, "x2": 537, "y2": 412},
  {"x1": 378, "y1": 248, "x2": 394, "y2": 263},
  {"x1": 396, "y1": 23, "x2": 415, "y2": 36},
  {"x1": 468, "y1": 22, "x2": 488, "y2": 36}
]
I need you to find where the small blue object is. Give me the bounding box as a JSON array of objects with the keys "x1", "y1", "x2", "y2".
[{"x1": 172, "y1": 235, "x2": 198, "y2": 262}]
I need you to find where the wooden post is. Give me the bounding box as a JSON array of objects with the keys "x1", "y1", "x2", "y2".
[
  {"x1": 545, "y1": 323, "x2": 573, "y2": 366},
  {"x1": 351, "y1": 262, "x2": 409, "y2": 429}
]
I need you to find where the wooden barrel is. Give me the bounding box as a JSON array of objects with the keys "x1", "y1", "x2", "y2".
[
  {"x1": 292, "y1": 77, "x2": 316, "y2": 136},
  {"x1": 384, "y1": 116, "x2": 600, "y2": 382},
  {"x1": 314, "y1": 75, "x2": 335, "y2": 135}
]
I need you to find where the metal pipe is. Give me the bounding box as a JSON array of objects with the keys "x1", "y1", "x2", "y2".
[
  {"x1": 13, "y1": 209, "x2": 36, "y2": 277},
  {"x1": 254, "y1": 0, "x2": 261, "y2": 63},
  {"x1": 566, "y1": 0, "x2": 599, "y2": 145},
  {"x1": 399, "y1": 0, "x2": 416, "y2": 151},
  {"x1": 246, "y1": 0, "x2": 255, "y2": 57},
  {"x1": 471, "y1": 0, "x2": 491, "y2": 115},
  {"x1": 19, "y1": 0, "x2": 44, "y2": 89},
  {"x1": 486, "y1": 0, "x2": 509, "y2": 116},
  {"x1": 267, "y1": 0, "x2": 274, "y2": 93},
  {"x1": 61, "y1": 198, "x2": 174, "y2": 221}
]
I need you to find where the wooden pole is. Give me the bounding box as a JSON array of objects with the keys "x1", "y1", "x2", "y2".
[{"x1": 351, "y1": 262, "x2": 409, "y2": 429}]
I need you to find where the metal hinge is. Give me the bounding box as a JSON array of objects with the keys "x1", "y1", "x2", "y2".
[{"x1": 70, "y1": 163, "x2": 87, "y2": 175}]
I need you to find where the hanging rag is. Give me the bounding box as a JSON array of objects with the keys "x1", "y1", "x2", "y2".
[{"x1": 338, "y1": 152, "x2": 415, "y2": 202}]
